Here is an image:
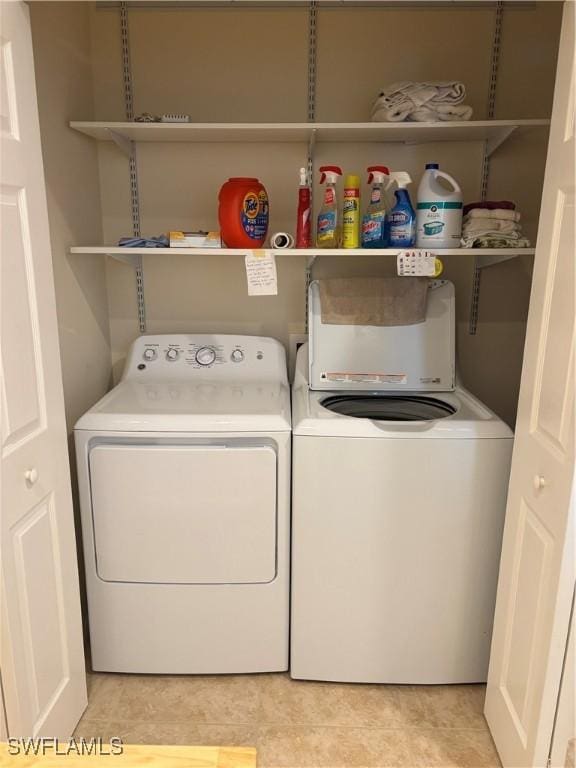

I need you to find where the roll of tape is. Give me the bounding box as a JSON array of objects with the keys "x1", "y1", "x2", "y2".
[{"x1": 270, "y1": 232, "x2": 295, "y2": 249}]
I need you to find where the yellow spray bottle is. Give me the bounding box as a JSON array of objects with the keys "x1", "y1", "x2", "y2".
[
  {"x1": 342, "y1": 174, "x2": 361, "y2": 248},
  {"x1": 316, "y1": 166, "x2": 342, "y2": 248}
]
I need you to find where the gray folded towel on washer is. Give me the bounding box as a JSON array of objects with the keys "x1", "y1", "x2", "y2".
[{"x1": 319, "y1": 277, "x2": 428, "y2": 326}]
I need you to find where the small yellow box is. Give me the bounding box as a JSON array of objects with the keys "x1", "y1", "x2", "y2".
[{"x1": 169, "y1": 231, "x2": 221, "y2": 248}]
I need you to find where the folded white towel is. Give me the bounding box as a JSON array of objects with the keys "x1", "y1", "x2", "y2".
[
  {"x1": 371, "y1": 81, "x2": 472, "y2": 123},
  {"x1": 409, "y1": 105, "x2": 474, "y2": 122},
  {"x1": 372, "y1": 103, "x2": 413, "y2": 122},
  {"x1": 379, "y1": 81, "x2": 467, "y2": 107},
  {"x1": 462, "y1": 219, "x2": 521, "y2": 235},
  {"x1": 372, "y1": 102, "x2": 473, "y2": 123},
  {"x1": 464, "y1": 208, "x2": 521, "y2": 222},
  {"x1": 462, "y1": 229, "x2": 522, "y2": 241}
]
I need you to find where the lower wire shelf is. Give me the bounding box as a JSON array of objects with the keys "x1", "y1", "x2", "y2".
[{"x1": 69, "y1": 246, "x2": 535, "y2": 268}]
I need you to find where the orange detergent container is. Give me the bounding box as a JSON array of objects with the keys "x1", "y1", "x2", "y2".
[{"x1": 218, "y1": 177, "x2": 270, "y2": 248}]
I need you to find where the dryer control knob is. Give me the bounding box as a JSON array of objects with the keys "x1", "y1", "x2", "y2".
[
  {"x1": 143, "y1": 348, "x2": 157, "y2": 361},
  {"x1": 166, "y1": 348, "x2": 180, "y2": 361},
  {"x1": 195, "y1": 346, "x2": 216, "y2": 366},
  {"x1": 231, "y1": 349, "x2": 244, "y2": 363}
]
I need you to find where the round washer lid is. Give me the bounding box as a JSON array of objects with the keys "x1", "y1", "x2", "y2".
[{"x1": 320, "y1": 395, "x2": 457, "y2": 421}]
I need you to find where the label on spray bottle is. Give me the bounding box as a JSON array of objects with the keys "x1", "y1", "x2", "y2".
[
  {"x1": 362, "y1": 214, "x2": 384, "y2": 243},
  {"x1": 317, "y1": 212, "x2": 336, "y2": 241},
  {"x1": 361, "y1": 187, "x2": 385, "y2": 246},
  {"x1": 317, "y1": 186, "x2": 337, "y2": 243},
  {"x1": 388, "y1": 210, "x2": 415, "y2": 247}
]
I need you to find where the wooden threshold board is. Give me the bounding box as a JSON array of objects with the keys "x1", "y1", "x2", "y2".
[{"x1": 0, "y1": 743, "x2": 256, "y2": 768}]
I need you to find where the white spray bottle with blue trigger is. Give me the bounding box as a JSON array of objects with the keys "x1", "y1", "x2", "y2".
[{"x1": 386, "y1": 172, "x2": 416, "y2": 248}]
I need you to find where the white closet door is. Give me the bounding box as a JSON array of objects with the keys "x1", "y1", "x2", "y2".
[
  {"x1": 0, "y1": 1, "x2": 86, "y2": 737},
  {"x1": 549, "y1": 586, "x2": 575, "y2": 768},
  {"x1": 484, "y1": 2, "x2": 575, "y2": 766}
]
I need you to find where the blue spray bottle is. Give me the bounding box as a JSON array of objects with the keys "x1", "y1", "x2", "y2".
[{"x1": 387, "y1": 172, "x2": 416, "y2": 248}]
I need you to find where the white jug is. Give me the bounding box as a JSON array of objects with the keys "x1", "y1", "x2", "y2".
[{"x1": 416, "y1": 164, "x2": 463, "y2": 249}]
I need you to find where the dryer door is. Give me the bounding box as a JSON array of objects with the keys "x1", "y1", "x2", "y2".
[{"x1": 89, "y1": 444, "x2": 277, "y2": 584}]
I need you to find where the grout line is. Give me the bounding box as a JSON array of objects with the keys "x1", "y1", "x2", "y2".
[{"x1": 95, "y1": 717, "x2": 490, "y2": 732}]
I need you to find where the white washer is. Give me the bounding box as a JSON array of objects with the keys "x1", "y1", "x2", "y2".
[
  {"x1": 290, "y1": 281, "x2": 513, "y2": 684},
  {"x1": 75, "y1": 334, "x2": 291, "y2": 674}
]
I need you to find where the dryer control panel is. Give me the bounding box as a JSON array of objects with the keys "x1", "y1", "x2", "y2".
[{"x1": 123, "y1": 334, "x2": 288, "y2": 383}]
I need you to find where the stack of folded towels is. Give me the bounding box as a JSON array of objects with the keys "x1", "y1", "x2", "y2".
[
  {"x1": 461, "y1": 201, "x2": 530, "y2": 248},
  {"x1": 371, "y1": 81, "x2": 473, "y2": 122}
]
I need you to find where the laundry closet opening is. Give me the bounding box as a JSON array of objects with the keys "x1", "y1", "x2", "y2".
[{"x1": 13, "y1": 1, "x2": 568, "y2": 765}]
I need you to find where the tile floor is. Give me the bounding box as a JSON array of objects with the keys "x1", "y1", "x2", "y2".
[{"x1": 74, "y1": 672, "x2": 502, "y2": 768}]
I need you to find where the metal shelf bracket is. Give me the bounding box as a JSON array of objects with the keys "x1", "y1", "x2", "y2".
[
  {"x1": 107, "y1": 128, "x2": 132, "y2": 157},
  {"x1": 477, "y1": 251, "x2": 526, "y2": 269},
  {"x1": 486, "y1": 125, "x2": 516, "y2": 156}
]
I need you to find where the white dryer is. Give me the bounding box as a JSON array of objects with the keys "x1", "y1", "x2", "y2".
[
  {"x1": 290, "y1": 280, "x2": 513, "y2": 684},
  {"x1": 75, "y1": 334, "x2": 290, "y2": 674}
]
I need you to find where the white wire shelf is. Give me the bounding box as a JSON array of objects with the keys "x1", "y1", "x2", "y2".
[
  {"x1": 69, "y1": 120, "x2": 549, "y2": 155},
  {"x1": 69, "y1": 246, "x2": 535, "y2": 268}
]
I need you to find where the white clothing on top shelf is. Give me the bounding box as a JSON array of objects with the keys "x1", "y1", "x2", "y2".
[
  {"x1": 371, "y1": 81, "x2": 472, "y2": 123},
  {"x1": 408, "y1": 105, "x2": 473, "y2": 122}
]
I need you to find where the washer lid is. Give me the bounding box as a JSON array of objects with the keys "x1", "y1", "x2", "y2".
[
  {"x1": 74, "y1": 379, "x2": 291, "y2": 432},
  {"x1": 308, "y1": 279, "x2": 455, "y2": 392},
  {"x1": 321, "y1": 395, "x2": 457, "y2": 421}
]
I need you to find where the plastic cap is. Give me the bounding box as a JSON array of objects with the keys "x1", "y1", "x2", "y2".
[
  {"x1": 299, "y1": 167, "x2": 308, "y2": 186},
  {"x1": 425, "y1": 163, "x2": 439, "y2": 170},
  {"x1": 344, "y1": 174, "x2": 360, "y2": 188}
]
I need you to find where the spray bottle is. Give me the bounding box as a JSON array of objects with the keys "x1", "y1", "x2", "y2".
[
  {"x1": 316, "y1": 165, "x2": 342, "y2": 248},
  {"x1": 342, "y1": 174, "x2": 361, "y2": 248},
  {"x1": 387, "y1": 172, "x2": 416, "y2": 248},
  {"x1": 295, "y1": 167, "x2": 312, "y2": 248},
  {"x1": 361, "y1": 165, "x2": 390, "y2": 248}
]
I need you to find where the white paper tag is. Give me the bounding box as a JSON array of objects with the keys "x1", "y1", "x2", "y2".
[
  {"x1": 397, "y1": 250, "x2": 436, "y2": 276},
  {"x1": 245, "y1": 249, "x2": 278, "y2": 296}
]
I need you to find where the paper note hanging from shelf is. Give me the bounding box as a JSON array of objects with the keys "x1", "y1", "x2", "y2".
[
  {"x1": 397, "y1": 250, "x2": 440, "y2": 277},
  {"x1": 245, "y1": 250, "x2": 278, "y2": 296}
]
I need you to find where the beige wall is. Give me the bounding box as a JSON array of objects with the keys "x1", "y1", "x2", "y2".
[
  {"x1": 30, "y1": 2, "x2": 112, "y2": 432},
  {"x1": 36, "y1": 2, "x2": 562, "y2": 427}
]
